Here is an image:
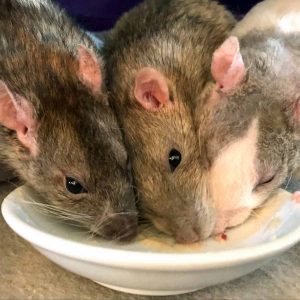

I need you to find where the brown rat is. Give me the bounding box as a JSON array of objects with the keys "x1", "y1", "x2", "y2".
[
  {"x1": 195, "y1": 0, "x2": 300, "y2": 235},
  {"x1": 103, "y1": 0, "x2": 235, "y2": 243},
  {"x1": 0, "y1": 0, "x2": 138, "y2": 241}
]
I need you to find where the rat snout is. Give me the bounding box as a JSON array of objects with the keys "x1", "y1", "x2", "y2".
[
  {"x1": 152, "y1": 211, "x2": 214, "y2": 244},
  {"x1": 95, "y1": 176, "x2": 138, "y2": 242},
  {"x1": 174, "y1": 226, "x2": 202, "y2": 244},
  {"x1": 173, "y1": 218, "x2": 214, "y2": 244},
  {"x1": 99, "y1": 213, "x2": 138, "y2": 242},
  {"x1": 212, "y1": 207, "x2": 252, "y2": 235}
]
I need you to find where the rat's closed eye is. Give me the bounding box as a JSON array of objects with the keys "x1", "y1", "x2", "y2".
[
  {"x1": 169, "y1": 149, "x2": 182, "y2": 172},
  {"x1": 253, "y1": 174, "x2": 276, "y2": 191},
  {"x1": 65, "y1": 177, "x2": 87, "y2": 194}
]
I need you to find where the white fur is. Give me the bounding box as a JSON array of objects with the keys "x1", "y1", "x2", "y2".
[
  {"x1": 278, "y1": 12, "x2": 300, "y2": 33},
  {"x1": 233, "y1": 0, "x2": 300, "y2": 37},
  {"x1": 16, "y1": 0, "x2": 49, "y2": 8},
  {"x1": 209, "y1": 119, "x2": 263, "y2": 233},
  {"x1": 210, "y1": 119, "x2": 258, "y2": 209}
]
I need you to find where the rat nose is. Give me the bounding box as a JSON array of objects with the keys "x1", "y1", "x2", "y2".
[
  {"x1": 152, "y1": 216, "x2": 203, "y2": 244},
  {"x1": 174, "y1": 227, "x2": 201, "y2": 244},
  {"x1": 101, "y1": 214, "x2": 138, "y2": 242}
]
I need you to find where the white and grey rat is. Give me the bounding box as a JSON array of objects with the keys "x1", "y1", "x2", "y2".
[
  {"x1": 103, "y1": 0, "x2": 235, "y2": 243},
  {"x1": 195, "y1": 0, "x2": 300, "y2": 235},
  {"x1": 0, "y1": 0, "x2": 138, "y2": 241}
]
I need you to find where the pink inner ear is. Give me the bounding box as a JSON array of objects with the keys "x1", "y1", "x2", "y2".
[
  {"x1": 77, "y1": 45, "x2": 102, "y2": 94},
  {"x1": 211, "y1": 36, "x2": 245, "y2": 92},
  {"x1": 0, "y1": 88, "x2": 19, "y2": 131},
  {"x1": 0, "y1": 81, "x2": 38, "y2": 156},
  {"x1": 15, "y1": 95, "x2": 38, "y2": 155},
  {"x1": 134, "y1": 67, "x2": 171, "y2": 111}
]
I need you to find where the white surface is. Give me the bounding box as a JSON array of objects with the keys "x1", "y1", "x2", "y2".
[{"x1": 2, "y1": 185, "x2": 300, "y2": 296}]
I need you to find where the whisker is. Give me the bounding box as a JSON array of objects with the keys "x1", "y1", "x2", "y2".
[
  {"x1": 22, "y1": 200, "x2": 93, "y2": 226},
  {"x1": 87, "y1": 229, "x2": 98, "y2": 241},
  {"x1": 23, "y1": 200, "x2": 92, "y2": 218},
  {"x1": 284, "y1": 174, "x2": 293, "y2": 190},
  {"x1": 112, "y1": 222, "x2": 138, "y2": 241},
  {"x1": 109, "y1": 211, "x2": 138, "y2": 216},
  {"x1": 90, "y1": 201, "x2": 111, "y2": 234},
  {"x1": 2, "y1": 180, "x2": 19, "y2": 188}
]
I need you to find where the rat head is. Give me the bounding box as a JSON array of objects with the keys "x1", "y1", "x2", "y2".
[
  {"x1": 110, "y1": 66, "x2": 214, "y2": 243},
  {"x1": 196, "y1": 35, "x2": 300, "y2": 235},
  {"x1": 0, "y1": 45, "x2": 137, "y2": 241}
]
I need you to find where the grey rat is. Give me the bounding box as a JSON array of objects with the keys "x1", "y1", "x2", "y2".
[
  {"x1": 103, "y1": 0, "x2": 235, "y2": 243},
  {"x1": 0, "y1": 0, "x2": 137, "y2": 241},
  {"x1": 195, "y1": 0, "x2": 300, "y2": 234}
]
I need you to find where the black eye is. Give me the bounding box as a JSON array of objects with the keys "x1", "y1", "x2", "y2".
[
  {"x1": 65, "y1": 177, "x2": 87, "y2": 194},
  {"x1": 169, "y1": 149, "x2": 182, "y2": 172}
]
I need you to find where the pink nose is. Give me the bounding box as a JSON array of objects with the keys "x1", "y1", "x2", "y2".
[
  {"x1": 213, "y1": 220, "x2": 227, "y2": 236},
  {"x1": 175, "y1": 228, "x2": 201, "y2": 244}
]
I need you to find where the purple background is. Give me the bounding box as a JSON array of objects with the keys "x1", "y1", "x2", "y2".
[{"x1": 55, "y1": 0, "x2": 260, "y2": 31}]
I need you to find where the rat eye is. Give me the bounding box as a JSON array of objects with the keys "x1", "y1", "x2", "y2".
[
  {"x1": 169, "y1": 149, "x2": 181, "y2": 172},
  {"x1": 254, "y1": 174, "x2": 276, "y2": 190},
  {"x1": 65, "y1": 177, "x2": 87, "y2": 194}
]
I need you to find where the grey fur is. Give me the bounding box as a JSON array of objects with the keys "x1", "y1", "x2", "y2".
[{"x1": 0, "y1": 0, "x2": 138, "y2": 241}]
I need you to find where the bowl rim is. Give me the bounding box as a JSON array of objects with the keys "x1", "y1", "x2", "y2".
[{"x1": 2, "y1": 186, "x2": 300, "y2": 271}]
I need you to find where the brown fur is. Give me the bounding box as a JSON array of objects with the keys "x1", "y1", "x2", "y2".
[
  {"x1": 103, "y1": 0, "x2": 235, "y2": 242},
  {"x1": 0, "y1": 0, "x2": 137, "y2": 241}
]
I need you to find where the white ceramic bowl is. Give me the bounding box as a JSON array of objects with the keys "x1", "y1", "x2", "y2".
[{"x1": 2, "y1": 185, "x2": 300, "y2": 296}]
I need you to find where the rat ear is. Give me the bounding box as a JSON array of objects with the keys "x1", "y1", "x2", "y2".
[
  {"x1": 211, "y1": 36, "x2": 245, "y2": 92},
  {"x1": 77, "y1": 45, "x2": 102, "y2": 94},
  {"x1": 0, "y1": 80, "x2": 38, "y2": 155},
  {"x1": 134, "y1": 67, "x2": 172, "y2": 111}
]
